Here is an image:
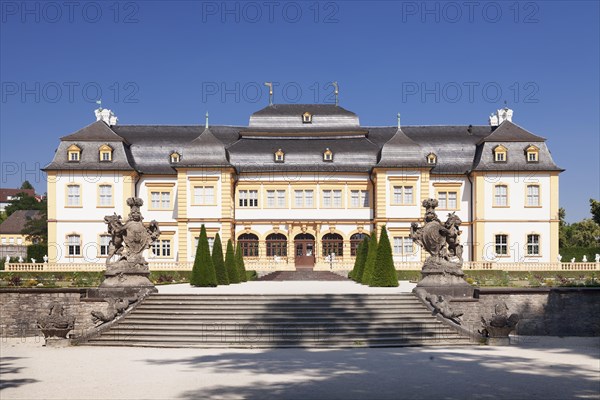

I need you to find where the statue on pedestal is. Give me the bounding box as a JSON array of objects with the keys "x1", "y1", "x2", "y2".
[
  {"x1": 410, "y1": 199, "x2": 474, "y2": 300},
  {"x1": 99, "y1": 197, "x2": 160, "y2": 289}
]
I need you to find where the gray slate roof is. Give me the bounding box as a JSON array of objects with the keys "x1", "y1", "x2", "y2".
[{"x1": 44, "y1": 108, "x2": 562, "y2": 175}]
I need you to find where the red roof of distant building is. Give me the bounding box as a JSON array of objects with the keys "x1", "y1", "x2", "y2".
[{"x1": 0, "y1": 188, "x2": 36, "y2": 202}]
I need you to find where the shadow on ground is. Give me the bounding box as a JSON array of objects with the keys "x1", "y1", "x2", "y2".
[
  {"x1": 0, "y1": 356, "x2": 38, "y2": 391},
  {"x1": 143, "y1": 346, "x2": 600, "y2": 400}
]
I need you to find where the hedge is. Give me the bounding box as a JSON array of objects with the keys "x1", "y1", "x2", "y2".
[{"x1": 559, "y1": 247, "x2": 600, "y2": 262}]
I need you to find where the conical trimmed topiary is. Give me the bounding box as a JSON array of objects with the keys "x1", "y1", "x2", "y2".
[
  {"x1": 348, "y1": 241, "x2": 361, "y2": 280},
  {"x1": 212, "y1": 233, "x2": 229, "y2": 285},
  {"x1": 361, "y1": 229, "x2": 378, "y2": 286},
  {"x1": 190, "y1": 224, "x2": 217, "y2": 287},
  {"x1": 225, "y1": 239, "x2": 240, "y2": 284},
  {"x1": 235, "y1": 242, "x2": 248, "y2": 282},
  {"x1": 369, "y1": 226, "x2": 399, "y2": 287},
  {"x1": 353, "y1": 237, "x2": 369, "y2": 283}
]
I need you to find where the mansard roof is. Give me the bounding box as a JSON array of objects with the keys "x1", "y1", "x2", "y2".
[
  {"x1": 60, "y1": 120, "x2": 126, "y2": 142},
  {"x1": 44, "y1": 106, "x2": 562, "y2": 175}
]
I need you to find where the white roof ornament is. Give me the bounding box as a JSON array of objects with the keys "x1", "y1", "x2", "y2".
[
  {"x1": 95, "y1": 106, "x2": 118, "y2": 126},
  {"x1": 489, "y1": 107, "x2": 513, "y2": 127}
]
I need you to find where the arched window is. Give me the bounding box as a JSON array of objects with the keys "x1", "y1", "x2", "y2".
[
  {"x1": 266, "y1": 233, "x2": 287, "y2": 257},
  {"x1": 350, "y1": 233, "x2": 370, "y2": 256},
  {"x1": 238, "y1": 233, "x2": 259, "y2": 257},
  {"x1": 322, "y1": 233, "x2": 343, "y2": 257}
]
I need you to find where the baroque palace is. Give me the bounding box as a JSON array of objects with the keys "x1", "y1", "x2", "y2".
[{"x1": 44, "y1": 104, "x2": 562, "y2": 270}]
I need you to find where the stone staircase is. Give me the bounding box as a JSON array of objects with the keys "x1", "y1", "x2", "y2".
[{"x1": 83, "y1": 294, "x2": 475, "y2": 348}]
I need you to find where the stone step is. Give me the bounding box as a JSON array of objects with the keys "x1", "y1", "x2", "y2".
[{"x1": 133, "y1": 305, "x2": 428, "y2": 313}]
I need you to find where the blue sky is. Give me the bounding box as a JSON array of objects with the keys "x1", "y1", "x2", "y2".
[{"x1": 1, "y1": 0, "x2": 598, "y2": 222}]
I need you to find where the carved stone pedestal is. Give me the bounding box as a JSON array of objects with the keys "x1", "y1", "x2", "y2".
[
  {"x1": 414, "y1": 257, "x2": 475, "y2": 298},
  {"x1": 44, "y1": 338, "x2": 72, "y2": 348}
]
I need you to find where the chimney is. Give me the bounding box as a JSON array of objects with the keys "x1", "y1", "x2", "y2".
[
  {"x1": 489, "y1": 107, "x2": 513, "y2": 126},
  {"x1": 94, "y1": 107, "x2": 118, "y2": 126}
]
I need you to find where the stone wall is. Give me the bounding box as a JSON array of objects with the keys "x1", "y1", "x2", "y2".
[
  {"x1": 0, "y1": 289, "x2": 108, "y2": 339},
  {"x1": 450, "y1": 287, "x2": 600, "y2": 336}
]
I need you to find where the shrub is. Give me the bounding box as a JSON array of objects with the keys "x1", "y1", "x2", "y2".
[
  {"x1": 369, "y1": 226, "x2": 398, "y2": 287},
  {"x1": 225, "y1": 239, "x2": 240, "y2": 284},
  {"x1": 190, "y1": 225, "x2": 217, "y2": 287},
  {"x1": 27, "y1": 244, "x2": 48, "y2": 262},
  {"x1": 212, "y1": 233, "x2": 229, "y2": 285},
  {"x1": 235, "y1": 242, "x2": 248, "y2": 282},
  {"x1": 353, "y1": 238, "x2": 369, "y2": 283},
  {"x1": 361, "y1": 230, "x2": 378, "y2": 286}
]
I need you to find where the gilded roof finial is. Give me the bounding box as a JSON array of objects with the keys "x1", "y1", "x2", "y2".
[
  {"x1": 397, "y1": 113, "x2": 401, "y2": 129},
  {"x1": 205, "y1": 111, "x2": 209, "y2": 129},
  {"x1": 264, "y1": 82, "x2": 273, "y2": 105}
]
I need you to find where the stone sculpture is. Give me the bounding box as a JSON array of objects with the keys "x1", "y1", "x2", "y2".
[
  {"x1": 582, "y1": 255, "x2": 588, "y2": 262},
  {"x1": 91, "y1": 294, "x2": 139, "y2": 325},
  {"x1": 37, "y1": 301, "x2": 75, "y2": 339},
  {"x1": 480, "y1": 303, "x2": 519, "y2": 345},
  {"x1": 99, "y1": 197, "x2": 160, "y2": 289},
  {"x1": 595, "y1": 254, "x2": 600, "y2": 263},
  {"x1": 425, "y1": 294, "x2": 463, "y2": 324},
  {"x1": 410, "y1": 199, "x2": 473, "y2": 297}
]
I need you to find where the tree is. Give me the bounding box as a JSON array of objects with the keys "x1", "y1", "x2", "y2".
[
  {"x1": 352, "y1": 238, "x2": 369, "y2": 283},
  {"x1": 361, "y1": 229, "x2": 378, "y2": 286},
  {"x1": 212, "y1": 233, "x2": 229, "y2": 285},
  {"x1": 225, "y1": 239, "x2": 240, "y2": 284},
  {"x1": 590, "y1": 199, "x2": 600, "y2": 226},
  {"x1": 235, "y1": 242, "x2": 248, "y2": 282},
  {"x1": 20, "y1": 181, "x2": 34, "y2": 190},
  {"x1": 565, "y1": 219, "x2": 600, "y2": 248},
  {"x1": 348, "y1": 241, "x2": 361, "y2": 280},
  {"x1": 369, "y1": 226, "x2": 399, "y2": 287},
  {"x1": 22, "y1": 208, "x2": 48, "y2": 243},
  {"x1": 190, "y1": 225, "x2": 217, "y2": 287},
  {"x1": 4, "y1": 193, "x2": 45, "y2": 217}
]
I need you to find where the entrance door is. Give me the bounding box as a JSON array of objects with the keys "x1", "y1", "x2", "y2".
[{"x1": 294, "y1": 233, "x2": 315, "y2": 268}]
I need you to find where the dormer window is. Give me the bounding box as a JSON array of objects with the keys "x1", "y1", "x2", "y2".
[
  {"x1": 493, "y1": 145, "x2": 508, "y2": 163},
  {"x1": 525, "y1": 145, "x2": 539, "y2": 163},
  {"x1": 302, "y1": 112, "x2": 312, "y2": 124},
  {"x1": 274, "y1": 149, "x2": 285, "y2": 163},
  {"x1": 427, "y1": 153, "x2": 437, "y2": 165},
  {"x1": 170, "y1": 152, "x2": 181, "y2": 163},
  {"x1": 99, "y1": 144, "x2": 113, "y2": 162},
  {"x1": 323, "y1": 148, "x2": 333, "y2": 162},
  {"x1": 67, "y1": 144, "x2": 81, "y2": 162}
]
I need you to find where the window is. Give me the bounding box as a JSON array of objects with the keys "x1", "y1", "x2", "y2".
[
  {"x1": 67, "y1": 184, "x2": 81, "y2": 207},
  {"x1": 99, "y1": 144, "x2": 113, "y2": 162},
  {"x1": 238, "y1": 233, "x2": 259, "y2": 257},
  {"x1": 393, "y1": 237, "x2": 414, "y2": 255},
  {"x1": 323, "y1": 148, "x2": 333, "y2": 161},
  {"x1": 170, "y1": 152, "x2": 181, "y2": 163},
  {"x1": 98, "y1": 184, "x2": 113, "y2": 207},
  {"x1": 494, "y1": 145, "x2": 507, "y2": 162},
  {"x1": 526, "y1": 234, "x2": 540, "y2": 256},
  {"x1": 322, "y1": 233, "x2": 343, "y2": 257},
  {"x1": 239, "y1": 190, "x2": 258, "y2": 207},
  {"x1": 526, "y1": 185, "x2": 540, "y2": 207},
  {"x1": 99, "y1": 235, "x2": 111, "y2": 256},
  {"x1": 302, "y1": 112, "x2": 312, "y2": 123},
  {"x1": 1, "y1": 238, "x2": 5, "y2": 245},
  {"x1": 294, "y1": 190, "x2": 314, "y2": 208},
  {"x1": 392, "y1": 186, "x2": 414, "y2": 205},
  {"x1": 495, "y1": 234, "x2": 508, "y2": 256},
  {"x1": 151, "y1": 239, "x2": 171, "y2": 257},
  {"x1": 494, "y1": 185, "x2": 508, "y2": 207},
  {"x1": 350, "y1": 233, "x2": 369, "y2": 256},
  {"x1": 150, "y1": 191, "x2": 171, "y2": 209},
  {"x1": 266, "y1": 233, "x2": 287, "y2": 257},
  {"x1": 323, "y1": 190, "x2": 342, "y2": 208},
  {"x1": 17, "y1": 237, "x2": 22, "y2": 245},
  {"x1": 193, "y1": 186, "x2": 215, "y2": 205},
  {"x1": 194, "y1": 236, "x2": 214, "y2": 252},
  {"x1": 266, "y1": 190, "x2": 286, "y2": 208},
  {"x1": 526, "y1": 145, "x2": 539, "y2": 162},
  {"x1": 9, "y1": 237, "x2": 14, "y2": 245},
  {"x1": 350, "y1": 190, "x2": 369, "y2": 207},
  {"x1": 67, "y1": 144, "x2": 81, "y2": 162},
  {"x1": 274, "y1": 149, "x2": 285, "y2": 163},
  {"x1": 438, "y1": 191, "x2": 457, "y2": 210},
  {"x1": 67, "y1": 234, "x2": 81, "y2": 256},
  {"x1": 427, "y1": 153, "x2": 437, "y2": 165}
]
